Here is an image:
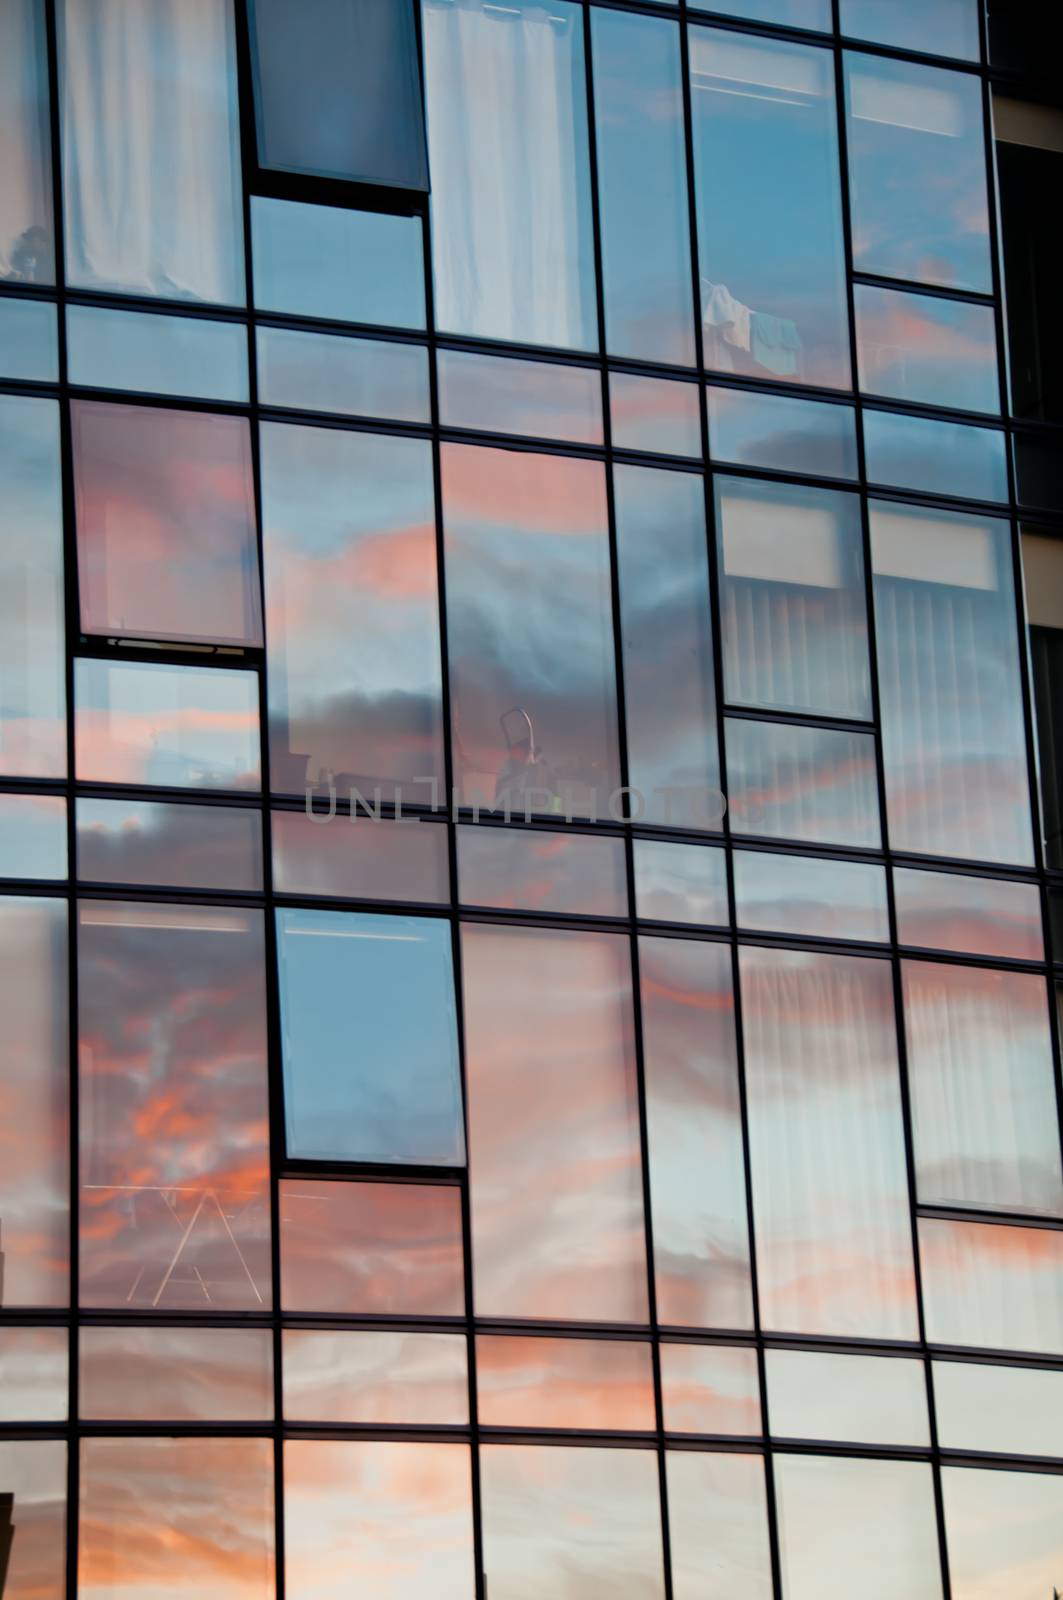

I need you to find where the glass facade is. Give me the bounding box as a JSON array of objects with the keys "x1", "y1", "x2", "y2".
[{"x1": 3, "y1": 1, "x2": 1063, "y2": 1596}]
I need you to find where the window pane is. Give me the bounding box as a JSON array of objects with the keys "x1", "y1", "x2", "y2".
[
  {"x1": 864, "y1": 411, "x2": 1008, "y2": 502},
  {"x1": 615, "y1": 464, "x2": 720, "y2": 830},
  {"x1": 262, "y1": 422, "x2": 443, "y2": 798},
  {"x1": 285, "y1": 1440, "x2": 474, "y2": 1600},
  {"x1": 0, "y1": 897, "x2": 68, "y2": 1308},
  {"x1": 476, "y1": 1336, "x2": 654, "y2": 1430},
  {"x1": 0, "y1": 295, "x2": 58, "y2": 380},
  {"x1": 934, "y1": 1360, "x2": 1063, "y2": 1456},
  {"x1": 248, "y1": 0, "x2": 426, "y2": 189},
  {"x1": 59, "y1": 0, "x2": 244, "y2": 304},
  {"x1": 1024, "y1": 531, "x2": 1063, "y2": 869},
  {"x1": 659, "y1": 1343, "x2": 761, "y2": 1435},
  {"x1": 846, "y1": 55, "x2": 991, "y2": 292},
  {"x1": 480, "y1": 1445, "x2": 664, "y2": 1600},
  {"x1": 79, "y1": 1327, "x2": 273, "y2": 1421},
  {"x1": 0, "y1": 1440, "x2": 66, "y2": 1600},
  {"x1": 734, "y1": 850, "x2": 889, "y2": 943},
  {"x1": 79, "y1": 1438, "x2": 274, "y2": 1600},
  {"x1": 610, "y1": 374, "x2": 701, "y2": 459},
  {"x1": 462, "y1": 924, "x2": 648, "y2": 1321},
  {"x1": 250, "y1": 196, "x2": 425, "y2": 329},
  {"x1": 855, "y1": 283, "x2": 999, "y2": 412},
  {"x1": 422, "y1": 0, "x2": 597, "y2": 350},
  {"x1": 0, "y1": 395, "x2": 65, "y2": 778},
  {"x1": 277, "y1": 908, "x2": 464, "y2": 1166},
  {"x1": 944, "y1": 1467, "x2": 1063, "y2": 1600},
  {"x1": 443, "y1": 444, "x2": 619, "y2": 818},
  {"x1": 0, "y1": 1328, "x2": 67, "y2": 1422},
  {"x1": 438, "y1": 349, "x2": 602, "y2": 444},
  {"x1": 457, "y1": 824, "x2": 627, "y2": 917},
  {"x1": 667, "y1": 1451, "x2": 772, "y2": 1600},
  {"x1": 592, "y1": 9, "x2": 694, "y2": 363},
  {"x1": 78, "y1": 901, "x2": 271, "y2": 1310},
  {"x1": 716, "y1": 477, "x2": 870, "y2": 719},
  {"x1": 725, "y1": 716, "x2": 881, "y2": 848},
  {"x1": 283, "y1": 1330, "x2": 467, "y2": 1424},
  {"x1": 871, "y1": 502, "x2": 1032, "y2": 863},
  {"x1": 73, "y1": 401, "x2": 261, "y2": 647},
  {"x1": 633, "y1": 840, "x2": 728, "y2": 926},
  {"x1": 691, "y1": 29, "x2": 850, "y2": 388},
  {"x1": 76, "y1": 797, "x2": 262, "y2": 892},
  {"x1": 66, "y1": 304, "x2": 248, "y2": 402},
  {"x1": 74, "y1": 658, "x2": 260, "y2": 791},
  {"x1": 641, "y1": 936, "x2": 753, "y2": 1330},
  {"x1": 893, "y1": 867, "x2": 1043, "y2": 961},
  {"x1": 740, "y1": 946, "x2": 918, "y2": 1339},
  {"x1": 919, "y1": 1215, "x2": 1063, "y2": 1354},
  {"x1": 0, "y1": 792, "x2": 66, "y2": 880},
  {"x1": 273, "y1": 811, "x2": 449, "y2": 904},
  {"x1": 842, "y1": 0, "x2": 980, "y2": 61},
  {"x1": 767, "y1": 1349, "x2": 929, "y2": 1446},
  {"x1": 708, "y1": 386, "x2": 858, "y2": 480},
  {"x1": 693, "y1": 0, "x2": 829, "y2": 26},
  {"x1": 0, "y1": 0, "x2": 53, "y2": 285},
  {"x1": 279, "y1": 1178, "x2": 464, "y2": 1315},
  {"x1": 257, "y1": 326, "x2": 429, "y2": 423}
]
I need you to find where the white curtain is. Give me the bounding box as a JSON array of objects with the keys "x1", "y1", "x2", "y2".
[{"x1": 0, "y1": 0, "x2": 53, "y2": 282}]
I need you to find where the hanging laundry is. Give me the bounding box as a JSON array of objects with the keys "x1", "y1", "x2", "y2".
[
  {"x1": 702, "y1": 279, "x2": 752, "y2": 352},
  {"x1": 751, "y1": 311, "x2": 801, "y2": 377}
]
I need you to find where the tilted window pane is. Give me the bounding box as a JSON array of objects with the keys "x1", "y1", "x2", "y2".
[
  {"x1": 78, "y1": 1438, "x2": 274, "y2": 1600},
  {"x1": 0, "y1": 1328, "x2": 67, "y2": 1422},
  {"x1": 855, "y1": 283, "x2": 999, "y2": 412},
  {"x1": 943, "y1": 1467, "x2": 1063, "y2": 1600},
  {"x1": 615, "y1": 465, "x2": 720, "y2": 830},
  {"x1": 72, "y1": 402, "x2": 261, "y2": 647},
  {"x1": 74, "y1": 659, "x2": 260, "y2": 791},
  {"x1": 0, "y1": 295, "x2": 58, "y2": 381},
  {"x1": 707, "y1": 386, "x2": 857, "y2": 481},
  {"x1": 78, "y1": 902, "x2": 272, "y2": 1310},
  {"x1": 0, "y1": 396, "x2": 65, "y2": 779},
  {"x1": 262, "y1": 422, "x2": 444, "y2": 798},
  {"x1": 480, "y1": 1445, "x2": 665, "y2": 1600},
  {"x1": 740, "y1": 946, "x2": 918, "y2": 1339},
  {"x1": 66, "y1": 304, "x2": 248, "y2": 403},
  {"x1": 841, "y1": 0, "x2": 980, "y2": 61},
  {"x1": 919, "y1": 1215, "x2": 1063, "y2": 1355},
  {"x1": 717, "y1": 477, "x2": 871, "y2": 719},
  {"x1": 659, "y1": 1343, "x2": 761, "y2": 1435},
  {"x1": 691, "y1": 29, "x2": 850, "y2": 388},
  {"x1": 641, "y1": 937, "x2": 753, "y2": 1330},
  {"x1": 1023, "y1": 531, "x2": 1063, "y2": 870},
  {"x1": 592, "y1": 8, "x2": 694, "y2": 364},
  {"x1": 0, "y1": 792, "x2": 66, "y2": 880},
  {"x1": 667, "y1": 1451, "x2": 773, "y2": 1600},
  {"x1": 863, "y1": 410, "x2": 1008, "y2": 502},
  {"x1": 251, "y1": 197, "x2": 425, "y2": 329},
  {"x1": 283, "y1": 1330, "x2": 467, "y2": 1425},
  {"x1": 438, "y1": 349, "x2": 602, "y2": 444},
  {"x1": 248, "y1": 0, "x2": 426, "y2": 189},
  {"x1": 257, "y1": 326, "x2": 430, "y2": 423},
  {"x1": 279, "y1": 1178, "x2": 464, "y2": 1315},
  {"x1": 462, "y1": 924, "x2": 648, "y2": 1320},
  {"x1": 766, "y1": 1349, "x2": 929, "y2": 1446},
  {"x1": 476, "y1": 1335, "x2": 655, "y2": 1430},
  {"x1": 457, "y1": 823, "x2": 627, "y2": 917},
  {"x1": 725, "y1": 716, "x2": 881, "y2": 848},
  {"x1": 273, "y1": 811, "x2": 449, "y2": 905},
  {"x1": 871, "y1": 503, "x2": 1032, "y2": 863},
  {"x1": 58, "y1": 0, "x2": 244, "y2": 305},
  {"x1": 893, "y1": 866, "x2": 1044, "y2": 962},
  {"x1": 633, "y1": 840, "x2": 728, "y2": 927},
  {"x1": 277, "y1": 908, "x2": 464, "y2": 1167},
  {"x1": 846, "y1": 55, "x2": 991, "y2": 293},
  {"x1": 0, "y1": 0, "x2": 53, "y2": 285},
  {"x1": 610, "y1": 374, "x2": 702, "y2": 459},
  {"x1": 734, "y1": 850, "x2": 889, "y2": 943},
  {"x1": 76, "y1": 798, "x2": 262, "y2": 893},
  {"x1": 422, "y1": 0, "x2": 597, "y2": 350},
  {"x1": 0, "y1": 897, "x2": 68, "y2": 1308},
  {"x1": 0, "y1": 1441, "x2": 66, "y2": 1600},
  {"x1": 79, "y1": 1327, "x2": 273, "y2": 1422},
  {"x1": 934, "y1": 1360, "x2": 1063, "y2": 1457},
  {"x1": 443, "y1": 444, "x2": 619, "y2": 818}
]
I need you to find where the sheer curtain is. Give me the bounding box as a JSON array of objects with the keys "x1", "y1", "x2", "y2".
[{"x1": 0, "y1": 0, "x2": 53, "y2": 283}]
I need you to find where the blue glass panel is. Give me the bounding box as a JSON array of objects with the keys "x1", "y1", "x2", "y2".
[
  {"x1": 855, "y1": 283, "x2": 999, "y2": 413},
  {"x1": 251, "y1": 196, "x2": 425, "y2": 329},
  {"x1": 0, "y1": 295, "x2": 57, "y2": 380},
  {"x1": 257, "y1": 326, "x2": 429, "y2": 423},
  {"x1": 864, "y1": 410, "x2": 1008, "y2": 502},
  {"x1": 67, "y1": 305, "x2": 248, "y2": 403},
  {"x1": 708, "y1": 386, "x2": 857, "y2": 480}
]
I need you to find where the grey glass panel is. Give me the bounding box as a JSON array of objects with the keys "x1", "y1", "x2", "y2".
[
  {"x1": 610, "y1": 374, "x2": 701, "y2": 459},
  {"x1": 841, "y1": 0, "x2": 980, "y2": 61},
  {"x1": 59, "y1": 0, "x2": 244, "y2": 305},
  {"x1": 462, "y1": 924, "x2": 648, "y2": 1321},
  {"x1": 0, "y1": 0, "x2": 53, "y2": 285},
  {"x1": 257, "y1": 326, "x2": 429, "y2": 423},
  {"x1": 248, "y1": 0, "x2": 426, "y2": 189},
  {"x1": 641, "y1": 937, "x2": 753, "y2": 1330},
  {"x1": 691, "y1": 28, "x2": 849, "y2": 388},
  {"x1": 0, "y1": 897, "x2": 68, "y2": 1308},
  {"x1": 903, "y1": 961, "x2": 1062, "y2": 1216},
  {"x1": 725, "y1": 716, "x2": 881, "y2": 848},
  {"x1": 283, "y1": 1330, "x2": 467, "y2": 1425},
  {"x1": 78, "y1": 902, "x2": 272, "y2": 1311},
  {"x1": 422, "y1": 0, "x2": 597, "y2": 351},
  {"x1": 767, "y1": 1350, "x2": 929, "y2": 1446},
  {"x1": 0, "y1": 295, "x2": 57, "y2": 380},
  {"x1": 0, "y1": 395, "x2": 65, "y2": 778},
  {"x1": 659, "y1": 1343, "x2": 761, "y2": 1435},
  {"x1": 592, "y1": 8, "x2": 694, "y2": 364},
  {"x1": 846, "y1": 55, "x2": 991, "y2": 292},
  {"x1": 457, "y1": 824, "x2": 626, "y2": 917},
  {"x1": 708, "y1": 386, "x2": 857, "y2": 480},
  {"x1": 667, "y1": 1451, "x2": 773, "y2": 1600},
  {"x1": 919, "y1": 1215, "x2": 1063, "y2": 1354},
  {"x1": 273, "y1": 811, "x2": 449, "y2": 904},
  {"x1": 855, "y1": 283, "x2": 999, "y2": 412},
  {"x1": 691, "y1": 0, "x2": 829, "y2": 26},
  {"x1": 740, "y1": 946, "x2": 918, "y2": 1339},
  {"x1": 717, "y1": 476, "x2": 870, "y2": 719},
  {"x1": 76, "y1": 797, "x2": 262, "y2": 892},
  {"x1": 944, "y1": 1467, "x2": 1063, "y2": 1600},
  {"x1": 262, "y1": 422, "x2": 443, "y2": 798},
  {"x1": 251, "y1": 196, "x2": 425, "y2": 329},
  {"x1": 438, "y1": 349, "x2": 602, "y2": 444},
  {"x1": 0, "y1": 1440, "x2": 66, "y2": 1600},
  {"x1": 0, "y1": 1328, "x2": 67, "y2": 1422},
  {"x1": 277, "y1": 907, "x2": 464, "y2": 1166},
  {"x1": 864, "y1": 410, "x2": 1008, "y2": 502},
  {"x1": 443, "y1": 444, "x2": 618, "y2": 818},
  {"x1": 480, "y1": 1445, "x2": 664, "y2": 1600},
  {"x1": 735, "y1": 850, "x2": 889, "y2": 942},
  {"x1": 1024, "y1": 531, "x2": 1063, "y2": 870},
  {"x1": 934, "y1": 1360, "x2": 1063, "y2": 1457},
  {"x1": 66, "y1": 304, "x2": 248, "y2": 402},
  {"x1": 615, "y1": 465, "x2": 721, "y2": 830},
  {"x1": 476, "y1": 1335, "x2": 655, "y2": 1430},
  {"x1": 775, "y1": 1456, "x2": 942, "y2": 1600},
  {"x1": 871, "y1": 502, "x2": 1032, "y2": 863},
  {"x1": 0, "y1": 792, "x2": 66, "y2": 880},
  {"x1": 79, "y1": 1327, "x2": 273, "y2": 1421},
  {"x1": 633, "y1": 840, "x2": 728, "y2": 926},
  {"x1": 74, "y1": 658, "x2": 260, "y2": 791},
  {"x1": 894, "y1": 867, "x2": 1044, "y2": 961}
]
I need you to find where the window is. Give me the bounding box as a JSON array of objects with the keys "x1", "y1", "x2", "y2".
[
  {"x1": 707, "y1": 387, "x2": 858, "y2": 481},
  {"x1": 66, "y1": 305, "x2": 248, "y2": 403},
  {"x1": 919, "y1": 1215, "x2": 1063, "y2": 1354},
  {"x1": 79, "y1": 1327, "x2": 273, "y2": 1422},
  {"x1": 842, "y1": 0, "x2": 980, "y2": 61},
  {"x1": 725, "y1": 716, "x2": 881, "y2": 848},
  {"x1": 863, "y1": 411, "x2": 1008, "y2": 502},
  {"x1": 855, "y1": 283, "x2": 999, "y2": 412},
  {"x1": 250, "y1": 196, "x2": 426, "y2": 328},
  {"x1": 0, "y1": 0, "x2": 53, "y2": 285},
  {"x1": 283, "y1": 1330, "x2": 467, "y2": 1424},
  {"x1": 0, "y1": 1441, "x2": 66, "y2": 1599},
  {"x1": 995, "y1": 98, "x2": 1063, "y2": 423},
  {"x1": 944, "y1": 1468, "x2": 1063, "y2": 1600},
  {"x1": 1022, "y1": 530, "x2": 1063, "y2": 866},
  {"x1": 476, "y1": 1335, "x2": 654, "y2": 1430},
  {"x1": 766, "y1": 1350, "x2": 928, "y2": 1446},
  {"x1": 668, "y1": 1452, "x2": 772, "y2": 1600},
  {"x1": 76, "y1": 798, "x2": 263, "y2": 892}
]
